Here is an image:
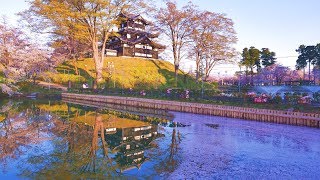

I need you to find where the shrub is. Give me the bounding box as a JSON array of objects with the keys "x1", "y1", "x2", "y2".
[
  {"x1": 272, "y1": 93, "x2": 283, "y2": 104},
  {"x1": 313, "y1": 92, "x2": 320, "y2": 103}
]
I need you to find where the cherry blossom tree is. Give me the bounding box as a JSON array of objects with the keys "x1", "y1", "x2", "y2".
[
  {"x1": 0, "y1": 17, "x2": 51, "y2": 94},
  {"x1": 22, "y1": 0, "x2": 147, "y2": 88},
  {"x1": 155, "y1": 1, "x2": 195, "y2": 84},
  {"x1": 189, "y1": 11, "x2": 237, "y2": 81},
  {"x1": 254, "y1": 64, "x2": 290, "y2": 85},
  {"x1": 50, "y1": 37, "x2": 91, "y2": 75},
  {"x1": 313, "y1": 67, "x2": 320, "y2": 84},
  {"x1": 287, "y1": 70, "x2": 304, "y2": 82}
]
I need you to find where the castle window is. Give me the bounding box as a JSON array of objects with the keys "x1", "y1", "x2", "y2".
[{"x1": 126, "y1": 145, "x2": 130, "y2": 149}]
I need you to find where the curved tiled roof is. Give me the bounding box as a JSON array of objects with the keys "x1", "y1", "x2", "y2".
[
  {"x1": 118, "y1": 35, "x2": 165, "y2": 49},
  {"x1": 119, "y1": 12, "x2": 151, "y2": 25},
  {"x1": 120, "y1": 28, "x2": 160, "y2": 38}
]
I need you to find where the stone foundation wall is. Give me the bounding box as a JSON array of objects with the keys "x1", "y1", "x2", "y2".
[{"x1": 62, "y1": 93, "x2": 320, "y2": 128}]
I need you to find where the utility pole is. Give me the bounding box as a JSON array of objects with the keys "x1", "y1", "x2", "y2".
[
  {"x1": 200, "y1": 56, "x2": 205, "y2": 99},
  {"x1": 107, "y1": 62, "x2": 115, "y2": 88},
  {"x1": 238, "y1": 64, "x2": 242, "y2": 93}
]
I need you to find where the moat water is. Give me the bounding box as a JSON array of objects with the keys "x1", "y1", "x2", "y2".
[{"x1": 0, "y1": 99, "x2": 320, "y2": 179}]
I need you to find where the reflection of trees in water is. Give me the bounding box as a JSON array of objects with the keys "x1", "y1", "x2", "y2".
[
  {"x1": 152, "y1": 123, "x2": 182, "y2": 174},
  {"x1": 0, "y1": 101, "x2": 58, "y2": 176},
  {"x1": 0, "y1": 100, "x2": 119, "y2": 178},
  {"x1": 0, "y1": 101, "x2": 51, "y2": 160},
  {"x1": 38, "y1": 110, "x2": 164, "y2": 178},
  {"x1": 0, "y1": 101, "x2": 181, "y2": 178},
  {"x1": 31, "y1": 113, "x2": 120, "y2": 179},
  {"x1": 167, "y1": 128, "x2": 180, "y2": 170}
]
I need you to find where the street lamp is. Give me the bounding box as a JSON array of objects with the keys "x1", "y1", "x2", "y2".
[
  {"x1": 107, "y1": 62, "x2": 115, "y2": 88},
  {"x1": 200, "y1": 56, "x2": 205, "y2": 99},
  {"x1": 237, "y1": 63, "x2": 243, "y2": 93}
]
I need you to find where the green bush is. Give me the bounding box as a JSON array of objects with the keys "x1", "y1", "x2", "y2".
[
  {"x1": 313, "y1": 92, "x2": 320, "y2": 103},
  {"x1": 272, "y1": 94, "x2": 283, "y2": 104}
]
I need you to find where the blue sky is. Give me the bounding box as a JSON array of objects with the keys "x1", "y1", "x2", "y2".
[
  {"x1": 0, "y1": 1, "x2": 28, "y2": 20},
  {"x1": 186, "y1": 0, "x2": 320, "y2": 70},
  {"x1": 1, "y1": 0, "x2": 320, "y2": 75}
]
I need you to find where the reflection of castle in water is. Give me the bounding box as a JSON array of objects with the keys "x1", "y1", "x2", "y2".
[
  {"x1": 37, "y1": 101, "x2": 168, "y2": 172},
  {"x1": 105, "y1": 124, "x2": 162, "y2": 172}
]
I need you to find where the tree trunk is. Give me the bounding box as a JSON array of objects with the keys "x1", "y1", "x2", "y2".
[
  {"x1": 174, "y1": 64, "x2": 179, "y2": 86},
  {"x1": 33, "y1": 75, "x2": 36, "y2": 85},
  {"x1": 92, "y1": 41, "x2": 104, "y2": 89},
  {"x1": 309, "y1": 61, "x2": 311, "y2": 83},
  {"x1": 195, "y1": 52, "x2": 200, "y2": 81},
  {"x1": 172, "y1": 37, "x2": 179, "y2": 86},
  {"x1": 72, "y1": 59, "x2": 79, "y2": 75},
  {"x1": 204, "y1": 64, "x2": 210, "y2": 82},
  {"x1": 250, "y1": 67, "x2": 253, "y2": 86},
  {"x1": 245, "y1": 67, "x2": 248, "y2": 85}
]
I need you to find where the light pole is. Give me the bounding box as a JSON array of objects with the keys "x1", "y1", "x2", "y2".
[
  {"x1": 107, "y1": 62, "x2": 115, "y2": 88},
  {"x1": 200, "y1": 56, "x2": 205, "y2": 99},
  {"x1": 238, "y1": 64, "x2": 242, "y2": 93}
]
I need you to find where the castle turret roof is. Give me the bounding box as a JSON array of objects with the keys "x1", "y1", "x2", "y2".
[
  {"x1": 119, "y1": 12, "x2": 151, "y2": 25},
  {"x1": 117, "y1": 35, "x2": 165, "y2": 49},
  {"x1": 120, "y1": 28, "x2": 160, "y2": 38}
]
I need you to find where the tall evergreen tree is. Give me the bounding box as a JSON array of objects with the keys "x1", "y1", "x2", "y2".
[
  {"x1": 296, "y1": 45, "x2": 319, "y2": 82},
  {"x1": 260, "y1": 48, "x2": 276, "y2": 67},
  {"x1": 241, "y1": 46, "x2": 260, "y2": 85},
  {"x1": 315, "y1": 43, "x2": 320, "y2": 67},
  {"x1": 250, "y1": 47, "x2": 261, "y2": 72},
  {"x1": 241, "y1": 47, "x2": 250, "y2": 84}
]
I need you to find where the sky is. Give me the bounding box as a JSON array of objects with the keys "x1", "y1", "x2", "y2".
[
  {"x1": 184, "y1": 0, "x2": 320, "y2": 76},
  {"x1": 1, "y1": 0, "x2": 320, "y2": 76}
]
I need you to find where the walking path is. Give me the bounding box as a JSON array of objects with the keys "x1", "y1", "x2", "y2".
[{"x1": 36, "y1": 81, "x2": 68, "y2": 91}]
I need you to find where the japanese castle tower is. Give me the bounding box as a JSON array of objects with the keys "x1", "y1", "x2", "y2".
[{"x1": 106, "y1": 13, "x2": 165, "y2": 59}]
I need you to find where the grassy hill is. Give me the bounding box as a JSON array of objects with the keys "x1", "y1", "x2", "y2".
[
  {"x1": 0, "y1": 114, "x2": 5, "y2": 122},
  {"x1": 0, "y1": 65, "x2": 4, "y2": 83},
  {"x1": 0, "y1": 65, "x2": 7, "y2": 97},
  {"x1": 43, "y1": 57, "x2": 214, "y2": 90}
]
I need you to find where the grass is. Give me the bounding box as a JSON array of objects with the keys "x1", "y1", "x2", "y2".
[
  {"x1": 43, "y1": 57, "x2": 215, "y2": 90},
  {"x1": 0, "y1": 65, "x2": 4, "y2": 83},
  {"x1": 0, "y1": 67, "x2": 9, "y2": 97},
  {"x1": 16, "y1": 81, "x2": 61, "y2": 94},
  {"x1": 0, "y1": 114, "x2": 5, "y2": 122}
]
